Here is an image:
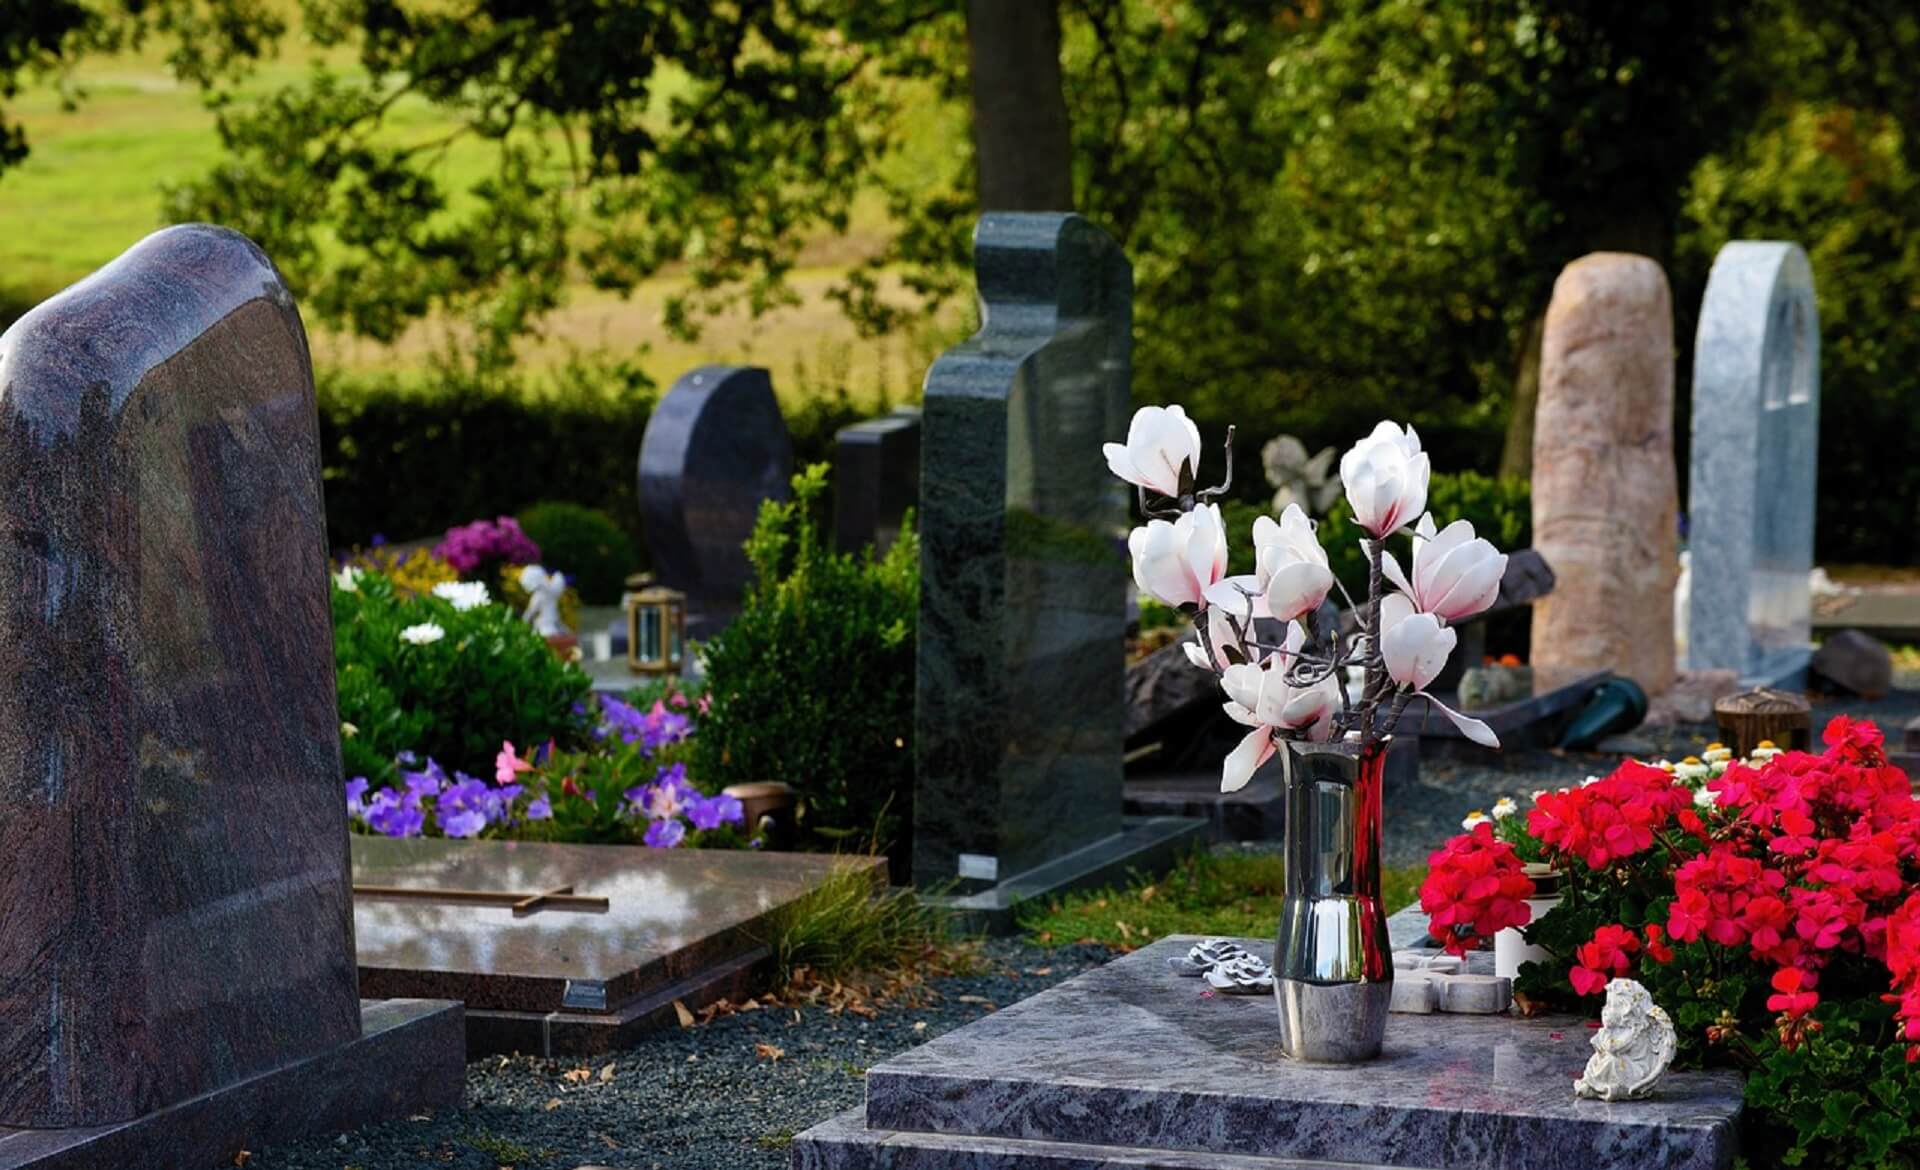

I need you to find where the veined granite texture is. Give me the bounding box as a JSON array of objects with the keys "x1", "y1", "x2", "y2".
[
  {"x1": 913, "y1": 213, "x2": 1134, "y2": 891},
  {"x1": 1688, "y1": 241, "x2": 1819, "y2": 687},
  {"x1": 353, "y1": 837, "x2": 884, "y2": 1033},
  {"x1": 0, "y1": 225, "x2": 361, "y2": 1127},
  {"x1": 0, "y1": 999, "x2": 463, "y2": 1170},
  {"x1": 848, "y1": 936, "x2": 1742, "y2": 1169},
  {"x1": 835, "y1": 408, "x2": 921, "y2": 556},
  {"x1": 637, "y1": 364, "x2": 791, "y2": 627},
  {"x1": 1530, "y1": 253, "x2": 1679, "y2": 694}
]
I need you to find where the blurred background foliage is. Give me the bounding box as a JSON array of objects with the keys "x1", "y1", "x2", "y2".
[{"x1": 0, "y1": 1, "x2": 1914, "y2": 561}]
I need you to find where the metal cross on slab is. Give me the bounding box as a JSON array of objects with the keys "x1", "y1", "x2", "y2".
[{"x1": 352, "y1": 883, "x2": 611, "y2": 917}]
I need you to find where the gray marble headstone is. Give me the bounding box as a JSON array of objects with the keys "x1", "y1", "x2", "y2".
[
  {"x1": 1687, "y1": 241, "x2": 1820, "y2": 686},
  {"x1": 913, "y1": 213, "x2": 1132, "y2": 890},
  {"x1": 833, "y1": 407, "x2": 920, "y2": 556},
  {"x1": 637, "y1": 365, "x2": 791, "y2": 622}
]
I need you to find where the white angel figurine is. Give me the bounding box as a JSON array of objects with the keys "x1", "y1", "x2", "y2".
[
  {"x1": 518, "y1": 564, "x2": 569, "y2": 637},
  {"x1": 1574, "y1": 979, "x2": 1677, "y2": 1102}
]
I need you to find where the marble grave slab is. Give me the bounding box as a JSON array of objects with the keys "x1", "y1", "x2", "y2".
[
  {"x1": 793, "y1": 936, "x2": 1744, "y2": 1170},
  {"x1": 353, "y1": 836, "x2": 885, "y2": 1055}
]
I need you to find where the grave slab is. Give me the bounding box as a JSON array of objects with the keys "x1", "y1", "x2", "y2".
[
  {"x1": 794, "y1": 936, "x2": 1744, "y2": 1170},
  {"x1": 0, "y1": 999, "x2": 462, "y2": 1170},
  {"x1": 352, "y1": 836, "x2": 886, "y2": 1055}
]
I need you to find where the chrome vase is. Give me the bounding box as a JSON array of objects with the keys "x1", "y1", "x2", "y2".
[{"x1": 1273, "y1": 735, "x2": 1392, "y2": 1062}]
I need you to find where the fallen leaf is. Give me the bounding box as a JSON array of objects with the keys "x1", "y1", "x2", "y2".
[
  {"x1": 756, "y1": 1042, "x2": 786, "y2": 1062},
  {"x1": 673, "y1": 999, "x2": 695, "y2": 1028},
  {"x1": 1028, "y1": 967, "x2": 1053, "y2": 977},
  {"x1": 957, "y1": 995, "x2": 997, "y2": 1010},
  {"x1": 600, "y1": 1132, "x2": 619, "y2": 1149},
  {"x1": 912, "y1": 1021, "x2": 927, "y2": 1032},
  {"x1": 562, "y1": 1067, "x2": 592, "y2": 1085},
  {"x1": 598, "y1": 1062, "x2": 616, "y2": 1083},
  {"x1": 544, "y1": 1098, "x2": 562, "y2": 1112},
  {"x1": 233, "y1": 1153, "x2": 252, "y2": 1168},
  {"x1": 1139, "y1": 885, "x2": 1157, "y2": 902},
  {"x1": 1116, "y1": 921, "x2": 1135, "y2": 941}
]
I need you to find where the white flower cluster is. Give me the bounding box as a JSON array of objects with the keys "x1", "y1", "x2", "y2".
[
  {"x1": 432, "y1": 580, "x2": 492, "y2": 612},
  {"x1": 399, "y1": 622, "x2": 446, "y2": 646},
  {"x1": 1472, "y1": 741, "x2": 1789, "y2": 828}
]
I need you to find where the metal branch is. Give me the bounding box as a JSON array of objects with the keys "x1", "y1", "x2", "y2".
[{"x1": 1194, "y1": 424, "x2": 1236, "y2": 502}]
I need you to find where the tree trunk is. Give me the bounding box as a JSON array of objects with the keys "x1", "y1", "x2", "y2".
[
  {"x1": 1499, "y1": 310, "x2": 1545, "y2": 481},
  {"x1": 965, "y1": 0, "x2": 1073, "y2": 211}
]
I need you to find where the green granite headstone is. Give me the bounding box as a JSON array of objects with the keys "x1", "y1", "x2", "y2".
[{"x1": 913, "y1": 214, "x2": 1197, "y2": 911}]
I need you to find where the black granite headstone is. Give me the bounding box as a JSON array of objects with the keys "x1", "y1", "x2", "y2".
[
  {"x1": 833, "y1": 407, "x2": 920, "y2": 556},
  {"x1": 913, "y1": 214, "x2": 1201, "y2": 907},
  {"x1": 636, "y1": 365, "x2": 791, "y2": 629},
  {"x1": 0, "y1": 226, "x2": 459, "y2": 1165}
]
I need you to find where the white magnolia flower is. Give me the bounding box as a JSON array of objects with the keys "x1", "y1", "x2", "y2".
[
  {"x1": 335, "y1": 564, "x2": 362, "y2": 592},
  {"x1": 1462, "y1": 810, "x2": 1491, "y2": 831},
  {"x1": 1183, "y1": 604, "x2": 1243, "y2": 672},
  {"x1": 1104, "y1": 405, "x2": 1203, "y2": 498},
  {"x1": 1382, "y1": 513, "x2": 1507, "y2": 622},
  {"x1": 433, "y1": 580, "x2": 492, "y2": 612},
  {"x1": 1129, "y1": 503, "x2": 1228, "y2": 609},
  {"x1": 399, "y1": 622, "x2": 446, "y2": 646},
  {"x1": 1203, "y1": 504, "x2": 1333, "y2": 625},
  {"x1": 1217, "y1": 623, "x2": 1340, "y2": 792},
  {"x1": 1378, "y1": 593, "x2": 1498, "y2": 748},
  {"x1": 1339, "y1": 421, "x2": 1430, "y2": 538},
  {"x1": 1491, "y1": 796, "x2": 1518, "y2": 820}
]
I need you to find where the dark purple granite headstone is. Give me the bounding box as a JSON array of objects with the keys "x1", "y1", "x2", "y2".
[
  {"x1": 833, "y1": 407, "x2": 919, "y2": 556},
  {"x1": 636, "y1": 365, "x2": 791, "y2": 620},
  {"x1": 0, "y1": 225, "x2": 361, "y2": 1127}
]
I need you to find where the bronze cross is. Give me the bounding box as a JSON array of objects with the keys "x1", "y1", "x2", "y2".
[{"x1": 352, "y1": 883, "x2": 610, "y2": 917}]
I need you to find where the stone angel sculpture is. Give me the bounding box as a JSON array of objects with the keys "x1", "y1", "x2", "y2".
[
  {"x1": 1574, "y1": 978, "x2": 1676, "y2": 1101},
  {"x1": 518, "y1": 564, "x2": 569, "y2": 637}
]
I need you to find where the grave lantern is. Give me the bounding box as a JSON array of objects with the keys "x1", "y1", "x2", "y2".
[{"x1": 625, "y1": 574, "x2": 686, "y2": 675}]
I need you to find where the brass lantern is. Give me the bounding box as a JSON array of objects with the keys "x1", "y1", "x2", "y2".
[{"x1": 624, "y1": 574, "x2": 686, "y2": 675}]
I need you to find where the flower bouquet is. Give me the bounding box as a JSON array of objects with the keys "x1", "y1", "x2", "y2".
[
  {"x1": 1104, "y1": 405, "x2": 1508, "y2": 1061},
  {"x1": 1420, "y1": 719, "x2": 1920, "y2": 1168}
]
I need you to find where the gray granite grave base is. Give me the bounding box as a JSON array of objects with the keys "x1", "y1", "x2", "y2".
[
  {"x1": 1125, "y1": 740, "x2": 1418, "y2": 842},
  {"x1": 0, "y1": 999, "x2": 463, "y2": 1170},
  {"x1": 793, "y1": 936, "x2": 1744, "y2": 1170},
  {"x1": 1407, "y1": 671, "x2": 1610, "y2": 756},
  {"x1": 923, "y1": 817, "x2": 1207, "y2": 934}
]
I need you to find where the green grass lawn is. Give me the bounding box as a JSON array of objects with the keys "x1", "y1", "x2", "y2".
[
  {"x1": 1018, "y1": 848, "x2": 1428, "y2": 952},
  {"x1": 0, "y1": 6, "x2": 970, "y2": 404}
]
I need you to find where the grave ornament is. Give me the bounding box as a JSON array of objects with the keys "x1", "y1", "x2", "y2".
[{"x1": 1574, "y1": 979, "x2": 1677, "y2": 1102}]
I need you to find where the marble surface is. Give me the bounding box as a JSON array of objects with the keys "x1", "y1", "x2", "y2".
[
  {"x1": 1688, "y1": 241, "x2": 1819, "y2": 686},
  {"x1": 913, "y1": 213, "x2": 1134, "y2": 891},
  {"x1": 854, "y1": 936, "x2": 1743, "y2": 1169},
  {"x1": 636, "y1": 364, "x2": 791, "y2": 624},
  {"x1": 0, "y1": 225, "x2": 361, "y2": 1127},
  {"x1": 834, "y1": 408, "x2": 921, "y2": 556},
  {"x1": 0, "y1": 999, "x2": 462, "y2": 1170},
  {"x1": 353, "y1": 836, "x2": 883, "y2": 1014}
]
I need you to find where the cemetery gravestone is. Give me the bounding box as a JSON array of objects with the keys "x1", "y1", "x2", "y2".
[
  {"x1": 637, "y1": 365, "x2": 791, "y2": 632},
  {"x1": 1688, "y1": 241, "x2": 1820, "y2": 687},
  {"x1": 0, "y1": 225, "x2": 460, "y2": 1166},
  {"x1": 833, "y1": 407, "x2": 920, "y2": 556},
  {"x1": 1530, "y1": 252, "x2": 1680, "y2": 694},
  {"x1": 914, "y1": 213, "x2": 1201, "y2": 925}
]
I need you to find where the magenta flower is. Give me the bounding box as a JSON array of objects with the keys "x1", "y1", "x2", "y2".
[
  {"x1": 435, "y1": 516, "x2": 541, "y2": 574},
  {"x1": 496, "y1": 741, "x2": 534, "y2": 786}
]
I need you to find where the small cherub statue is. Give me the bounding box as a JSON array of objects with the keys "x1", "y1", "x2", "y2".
[
  {"x1": 518, "y1": 564, "x2": 569, "y2": 637},
  {"x1": 1574, "y1": 978, "x2": 1676, "y2": 1102}
]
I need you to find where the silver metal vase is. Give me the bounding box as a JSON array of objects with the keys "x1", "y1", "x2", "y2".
[{"x1": 1273, "y1": 735, "x2": 1392, "y2": 1062}]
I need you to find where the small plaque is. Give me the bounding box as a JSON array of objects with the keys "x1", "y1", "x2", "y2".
[{"x1": 957, "y1": 854, "x2": 999, "y2": 882}]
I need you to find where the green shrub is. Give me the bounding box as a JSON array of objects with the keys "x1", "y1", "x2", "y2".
[
  {"x1": 691, "y1": 464, "x2": 917, "y2": 850},
  {"x1": 516, "y1": 501, "x2": 639, "y2": 605},
  {"x1": 333, "y1": 569, "x2": 593, "y2": 781},
  {"x1": 758, "y1": 862, "x2": 946, "y2": 983}
]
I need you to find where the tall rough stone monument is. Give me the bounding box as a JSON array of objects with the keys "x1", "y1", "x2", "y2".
[
  {"x1": 1530, "y1": 252, "x2": 1680, "y2": 694},
  {"x1": 637, "y1": 364, "x2": 791, "y2": 634},
  {"x1": 1687, "y1": 241, "x2": 1820, "y2": 687},
  {"x1": 913, "y1": 213, "x2": 1201, "y2": 926},
  {"x1": 0, "y1": 226, "x2": 459, "y2": 1167}
]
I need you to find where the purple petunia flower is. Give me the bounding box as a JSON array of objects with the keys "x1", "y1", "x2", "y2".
[
  {"x1": 525, "y1": 794, "x2": 552, "y2": 821},
  {"x1": 644, "y1": 818, "x2": 686, "y2": 849},
  {"x1": 367, "y1": 788, "x2": 426, "y2": 838},
  {"x1": 345, "y1": 777, "x2": 371, "y2": 819},
  {"x1": 435, "y1": 777, "x2": 496, "y2": 838},
  {"x1": 687, "y1": 793, "x2": 745, "y2": 831}
]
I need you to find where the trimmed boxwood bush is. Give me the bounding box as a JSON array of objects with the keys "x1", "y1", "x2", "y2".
[{"x1": 517, "y1": 501, "x2": 639, "y2": 605}]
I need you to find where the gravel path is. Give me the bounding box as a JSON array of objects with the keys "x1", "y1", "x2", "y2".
[{"x1": 255, "y1": 940, "x2": 1112, "y2": 1170}]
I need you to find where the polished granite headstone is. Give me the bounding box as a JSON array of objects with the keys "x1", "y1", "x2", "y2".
[
  {"x1": 913, "y1": 213, "x2": 1203, "y2": 922},
  {"x1": 834, "y1": 407, "x2": 920, "y2": 556},
  {"x1": 637, "y1": 364, "x2": 791, "y2": 633},
  {"x1": 793, "y1": 936, "x2": 1744, "y2": 1170},
  {"x1": 1688, "y1": 241, "x2": 1819, "y2": 687},
  {"x1": 353, "y1": 836, "x2": 886, "y2": 1055},
  {"x1": 0, "y1": 226, "x2": 461, "y2": 1164}
]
